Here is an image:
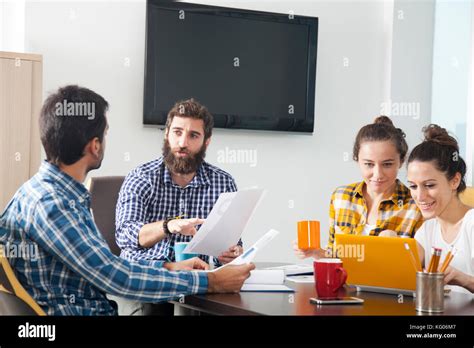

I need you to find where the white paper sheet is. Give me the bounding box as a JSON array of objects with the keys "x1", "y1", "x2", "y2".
[
  {"x1": 206, "y1": 229, "x2": 280, "y2": 273},
  {"x1": 226, "y1": 229, "x2": 279, "y2": 266},
  {"x1": 264, "y1": 264, "x2": 314, "y2": 276},
  {"x1": 241, "y1": 284, "x2": 294, "y2": 292},
  {"x1": 245, "y1": 270, "x2": 285, "y2": 285},
  {"x1": 285, "y1": 275, "x2": 315, "y2": 283},
  {"x1": 183, "y1": 188, "x2": 265, "y2": 255}
]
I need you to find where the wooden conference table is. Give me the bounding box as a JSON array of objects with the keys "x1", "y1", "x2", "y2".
[{"x1": 172, "y1": 263, "x2": 474, "y2": 316}]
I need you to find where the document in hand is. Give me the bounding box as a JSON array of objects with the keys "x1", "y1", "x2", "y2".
[
  {"x1": 183, "y1": 188, "x2": 265, "y2": 256},
  {"x1": 206, "y1": 229, "x2": 280, "y2": 273},
  {"x1": 207, "y1": 229, "x2": 293, "y2": 292},
  {"x1": 226, "y1": 229, "x2": 280, "y2": 266}
]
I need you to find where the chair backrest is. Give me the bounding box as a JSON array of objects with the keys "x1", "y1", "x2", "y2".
[
  {"x1": 89, "y1": 176, "x2": 125, "y2": 256},
  {"x1": 0, "y1": 246, "x2": 46, "y2": 315},
  {"x1": 0, "y1": 290, "x2": 39, "y2": 315},
  {"x1": 460, "y1": 187, "x2": 474, "y2": 207},
  {"x1": 0, "y1": 254, "x2": 14, "y2": 294}
]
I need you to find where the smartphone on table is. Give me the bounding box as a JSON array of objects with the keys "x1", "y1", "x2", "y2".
[{"x1": 310, "y1": 297, "x2": 364, "y2": 305}]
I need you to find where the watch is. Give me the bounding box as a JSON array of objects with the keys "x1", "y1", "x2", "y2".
[{"x1": 163, "y1": 217, "x2": 174, "y2": 237}]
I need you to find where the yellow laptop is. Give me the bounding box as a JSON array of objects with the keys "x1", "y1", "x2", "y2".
[{"x1": 334, "y1": 234, "x2": 421, "y2": 295}]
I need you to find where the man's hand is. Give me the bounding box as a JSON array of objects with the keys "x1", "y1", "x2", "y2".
[
  {"x1": 164, "y1": 257, "x2": 209, "y2": 271},
  {"x1": 217, "y1": 245, "x2": 243, "y2": 264},
  {"x1": 292, "y1": 240, "x2": 327, "y2": 259},
  {"x1": 168, "y1": 218, "x2": 205, "y2": 236},
  {"x1": 207, "y1": 263, "x2": 255, "y2": 293}
]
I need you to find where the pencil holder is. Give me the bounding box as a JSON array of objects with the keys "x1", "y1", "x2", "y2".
[{"x1": 415, "y1": 272, "x2": 444, "y2": 313}]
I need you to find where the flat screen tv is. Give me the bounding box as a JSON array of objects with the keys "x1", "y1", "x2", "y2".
[{"x1": 144, "y1": 0, "x2": 318, "y2": 133}]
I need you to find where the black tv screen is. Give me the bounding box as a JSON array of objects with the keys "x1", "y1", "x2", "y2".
[{"x1": 144, "y1": 1, "x2": 318, "y2": 133}]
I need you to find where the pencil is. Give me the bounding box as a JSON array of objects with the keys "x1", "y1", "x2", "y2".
[
  {"x1": 404, "y1": 243, "x2": 421, "y2": 273},
  {"x1": 427, "y1": 247, "x2": 442, "y2": 273},
  {"x1": 440, "y1": 247, "x2": 457, "y2": 273}
]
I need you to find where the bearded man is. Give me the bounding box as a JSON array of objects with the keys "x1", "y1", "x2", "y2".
[{"x1": 115, "y1": 99, "x2": 243, "y2": 267}]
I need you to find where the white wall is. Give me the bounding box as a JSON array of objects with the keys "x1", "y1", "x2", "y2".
[
  {"x1": 0, "y1": 0, "x2": 25, "y2": 52},
  {"x1": 24, "y1": 0, "x2": 433, "y2": 263},
  {"x1": 469, "y1": 1, "x2": 474, "y2": 186},
  {"x1": 0, "y1": 1, "x2": 3, "y2": 49},
  {"x1": 390, "y1": 0, "x2": 435, "y2": 180},
  {"x1": 431, "y1": 0, "x2": 473, "y2": 185}
]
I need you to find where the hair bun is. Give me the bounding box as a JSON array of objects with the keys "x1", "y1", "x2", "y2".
[
  {"x1": 373, "y1": 115, "x2": 395, "y2": 127},
  {"x1": 423, "y1": 124, "x2": 459, "y2": 151},
  {"x1": 397, "y1": 127, "x2": 406, "y2": 138}
]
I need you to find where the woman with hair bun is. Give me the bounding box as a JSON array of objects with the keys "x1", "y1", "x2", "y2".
[
  {"x1": 294, "y1": 116, "x2": 423, "y2": 259},
  {"x1": 408, "y1": 124, "x2": 474, "y2": 294}
]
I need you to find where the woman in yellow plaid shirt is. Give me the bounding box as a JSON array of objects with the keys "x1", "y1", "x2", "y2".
[{"x1": 294, "y1": 116, "x2": 423, "y2": 259}]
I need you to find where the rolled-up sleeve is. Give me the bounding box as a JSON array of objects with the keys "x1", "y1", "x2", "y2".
[
  {"x1": 115, "y1": 171, "x2": 152, "y2": 253},
  {"x1": 31, "y1": 195, "x2": 208, "y2": 302}
]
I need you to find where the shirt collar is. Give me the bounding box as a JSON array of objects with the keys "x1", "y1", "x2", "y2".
[
  {"x1": 39, "y1": 161, "x2": 91, "y2": 205},
  {"x1": 354, "y1": 181, "x2": 365, "y2": 198},
  {"x1": 354, "y1": 179, "x2": 405, "y2": 205},
  {"x1": 161, "y1": 159, "x2": 211, "y2": 188},
  {"x1": 390, "y1": 179, "x2": 408, "y2": 206}
]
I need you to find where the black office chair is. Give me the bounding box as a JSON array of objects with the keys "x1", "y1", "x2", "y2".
[
  {"x1": 0, "y1": 290, "x2": 39, "y2": 315},
  {"x1": 0, "y1": 246, "x2": 46, "y2": 315},
  {"x1": 88, "y1": 177, "x2": 175, "y2": 316},
  {"x1": 89, "y1": 176, "x2": 125, "y2": 256}
]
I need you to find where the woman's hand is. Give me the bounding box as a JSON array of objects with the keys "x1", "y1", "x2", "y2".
[
  {"x1": 444, "y1": 266, "x2": 474, "y2": 293},
  {"x1": 292, "y1": 240, "x2": 327, "y2": 259},
  {"x1": 378, "y1": 229, "x2": 398, "y2": 237}
]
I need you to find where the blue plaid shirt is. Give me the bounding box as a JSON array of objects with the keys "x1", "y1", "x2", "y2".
[
  {"x1": 0, "y1": 161, "x2": 208, "y2": 316},
  {"x1": 116, "y1": 157, "x2": 239, "y2": 264}
]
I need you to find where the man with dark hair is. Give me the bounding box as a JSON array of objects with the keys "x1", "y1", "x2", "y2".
[
  {"x1": 116, "y1": 98, "x2": 243, "y2": 267},
  {"x1": 0, "y1": 86, "x2": 254, "y2": 315},
  {"x1": 39, "y1": 85, "x2": 109, "y2": 167}
]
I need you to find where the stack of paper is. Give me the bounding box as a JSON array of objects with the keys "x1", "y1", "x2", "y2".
[
  {"x1": 241, "y1": 270, "x2": 294, "y2": 292},
  {"x1": 285, "y1": 275, "x2": 315, "y2": 284},
  {"x1": 264, "y1": 264, "x2": 314, "y2": 276}
]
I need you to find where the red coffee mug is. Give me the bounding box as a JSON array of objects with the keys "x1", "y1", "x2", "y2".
[{"x1": 314, "y1": 258, "x2": 347, "y2": 298}]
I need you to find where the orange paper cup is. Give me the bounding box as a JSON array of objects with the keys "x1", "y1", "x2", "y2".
[{"x1": 297, "y1": 220, "x2": 320, "y2": 250}]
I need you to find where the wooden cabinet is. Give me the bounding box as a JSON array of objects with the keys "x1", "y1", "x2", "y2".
[{"x1": 0, "y1": 51, "x2": 42, "y2": 212}]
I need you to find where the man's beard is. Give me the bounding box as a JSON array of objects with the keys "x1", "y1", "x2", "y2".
[
  {"x1": 162, "y1": 140, "x2": 207, "y2": 175},
  {"x1": 87, "y1": 148, "x2": 104, "y2": 173}
]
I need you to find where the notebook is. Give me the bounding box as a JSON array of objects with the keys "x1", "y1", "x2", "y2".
[{"x1": 334, "y1": 234, "x2": 421, "y2": 295}]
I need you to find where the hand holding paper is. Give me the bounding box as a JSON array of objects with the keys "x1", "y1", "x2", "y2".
[
  {"x1": 183, "y1": 189, "x2": 265, "y2": 256},
  {"x1": 217, "y1": 245, "x2": 243, "y2": 264},
  {"x1": 226, "y1": 229, "x2": 280, "y2": 266},
  {"x1": 207, "y1": 263, "x2": 256, "y2": 293}
]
